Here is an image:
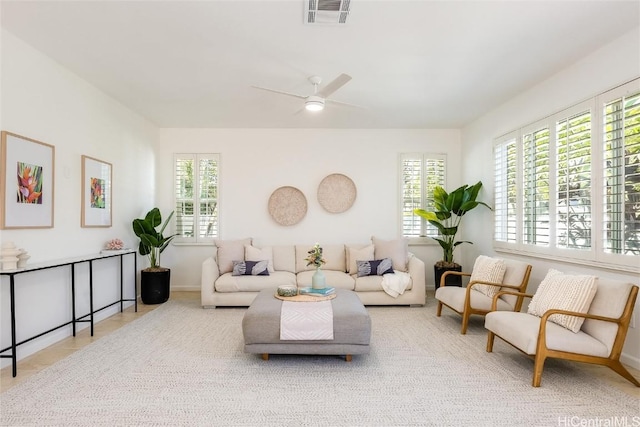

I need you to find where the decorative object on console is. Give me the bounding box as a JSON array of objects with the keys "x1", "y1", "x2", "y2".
[
  {"x1": 268, "y1": 186, "x2": 307, "y2": 226},
  {"x1": 413, "y1": 181, "x2": 491, "y2": 289},
  {"x1": 16, "y1": 248, "x2": 30, "y2": 268},
  {"x1": 132, "y1": 208, "x2": 177, "y2": 304},
  {"x1": 105, "y1": 238, "x2": 124, "y2": 250},
  {"x1": 1, "y1": 241, "x2": 21, "y2": 270},
  {"x1": 0, "y1": 131, "x2": 55, "y2": 229},
  {"x1": 317, "y1": 173, "x2": 357, "y2": 213},
  {"x1": 81, "y1": 155, "x2": 112, "y2": 227}
]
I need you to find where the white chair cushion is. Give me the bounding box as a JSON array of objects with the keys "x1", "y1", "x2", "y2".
[
  {"x1": 527, "y1": 269, "x2": 597, "y2": 333},
  {"x1": 469, "y1": 256, "x2": 507, "y2": 298},
  {"x1": 436, "y1": 286, "x2": 513, "y2": 313},
  {"x1": 485, "y1": 311, "x2": 609, "y2": 357}
]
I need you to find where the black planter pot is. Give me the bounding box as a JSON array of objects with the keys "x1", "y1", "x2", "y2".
[
  {"x1": 141, "y1": 269, "x2": 171, "y2": 304},
  {"x1": 434, "y1": 264, "x2": 462, "y2": 290}
]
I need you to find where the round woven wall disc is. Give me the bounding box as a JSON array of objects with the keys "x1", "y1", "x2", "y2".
[
  {"x1": 268, "y1": 186, "x2": 307, "y2": 226},
  {"x1": 317, "y1": 173, "x2": 357, "y2": 213}
]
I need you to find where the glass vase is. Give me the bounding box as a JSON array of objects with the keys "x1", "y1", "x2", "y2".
[{"x1": 312, "y1": 267, "x2": 326, "y2": 289}]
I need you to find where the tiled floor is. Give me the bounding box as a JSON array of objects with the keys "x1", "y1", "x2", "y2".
[{"x1": 1, "y1": 291, "x2": 639, "y2": 397}]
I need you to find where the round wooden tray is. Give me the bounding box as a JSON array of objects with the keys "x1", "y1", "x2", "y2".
[{"x1": 274, "y1": 293, "x2": 336, "y2": 302}]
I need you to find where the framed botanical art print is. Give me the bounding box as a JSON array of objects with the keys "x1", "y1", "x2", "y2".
[
  {"x1": 0, "y1": 131, "x2": 55, "y2": 229},
  {"x1": 81, "y1": 155, "x2": 112, "y2": 227}
]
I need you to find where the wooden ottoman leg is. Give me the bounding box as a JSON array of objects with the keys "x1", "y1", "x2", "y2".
[
  {"x1": 262, "y1": 353, "x2": 269, "y2": 361},
  {"x1": 345, "y1": 354, "x2": 352, "y2": 362}
]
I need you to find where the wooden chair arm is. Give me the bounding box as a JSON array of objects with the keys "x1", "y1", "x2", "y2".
[
  {"x1": 490, "y1": 290, "x2": 534, "y2": 311},
  {"x1": 540, "y1": 308, "x2": 621, "y2": 325},
  {"x1": 439, "y1": 270, "x2": 471, "y2": 288}
]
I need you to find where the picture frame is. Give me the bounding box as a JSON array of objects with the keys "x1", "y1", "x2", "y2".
[
  {"x1": 0, "y1": 131, "x2": 55, "y2": 229},
  {"x1": 81, "y1": 155, "x2": 112, "y2": 228}
]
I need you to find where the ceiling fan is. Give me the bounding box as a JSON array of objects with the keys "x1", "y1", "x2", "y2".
[{"x1": 252, "y1": 73, "x2": 354, "y2": 112}]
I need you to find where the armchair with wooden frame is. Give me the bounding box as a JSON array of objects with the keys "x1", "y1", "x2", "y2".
[
  {"x1": 485, "y1": 278, "x2": 639, "y2": 388},
  {"x1": 435, "y1": 258, "x2": 532, "y2": 334}
]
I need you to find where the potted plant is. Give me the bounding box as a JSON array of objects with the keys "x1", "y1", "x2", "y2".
[
  {"x1": 132, "y1": 208, "x2": 176, "y2": 304},
  {"x1": 414, "y1": 181, "x2": 491, "y2": 289}
]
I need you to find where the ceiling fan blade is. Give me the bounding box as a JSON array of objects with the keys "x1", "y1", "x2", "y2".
[
  {"x1": 326, "y1": 98, "x2": 366, "y2": 109},
  {"x1": 251, "y1": 86, "x2": 306, "y2": 100},
  {"x1": 317, "y1": 73, "x2": 352, "y2": 98}
]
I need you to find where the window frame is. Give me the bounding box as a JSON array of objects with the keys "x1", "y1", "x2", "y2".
[
  {"x1": 493, "y1": 79, "x2": 639, "y2": 274},
  {"x1": 173, "y1": 153, "x2": 220, "y2": 245},
  {"x1": 399, "y1": 152, "x2": 447, "y2": 244}
]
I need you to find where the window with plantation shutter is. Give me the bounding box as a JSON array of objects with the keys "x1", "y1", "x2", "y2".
[
  {"x1": 400, "y1": 153, "x2": 446, "y2": 239},
  {"x1": 492, "y1": 78, "x2": 639, "y2": 273},
  {"x1": 174, "y1": 153, "x2": 219, "y2": 243},
  {"x1": 603, "y1": 90, "x2": 640, "y2": 255},
  {"x1": 556, "y1": 110, "x2": 592, "y2": 250},
  {"x1": 494, "y1": 135, "x2": 517, "y2": 243},
  {"x1": 522, "y1": 127, "x2": 550, "y2": 246}
]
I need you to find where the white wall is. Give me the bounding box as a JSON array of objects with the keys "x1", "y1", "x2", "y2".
[
  {"x1": 461, "y1": 28, "x2": 640, "y2": 368},
  {"x1": 156, "y1": 128, "x2": 462, "y2": 291},
  {"x1": 0, "y1": 30, "x2": 158, "y2": 367}
]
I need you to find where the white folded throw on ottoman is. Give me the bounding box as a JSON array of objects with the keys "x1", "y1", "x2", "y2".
[{"x1": 280, "y1": 300, "x2": 334, "y2": 340}]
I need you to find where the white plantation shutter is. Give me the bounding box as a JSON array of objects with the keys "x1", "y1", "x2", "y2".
[
  {"x1": 556, "y1": 110, "x2": 592, "y2": 250},
  {"x1": 174, "y1": 154, "x2": 219, "y2": 243},
  {"x1": 400, "y1": 153, "x2": 446, "y2": 238},
  {"x1": 494, "y1": 135, "x2": 517, "y2": 243},
  {"x1": 603, "y1": 90, "x2": 640, "y2": 255},
  {"x1": 522, "y1": 127, "x2": 550, "y2": 246}
]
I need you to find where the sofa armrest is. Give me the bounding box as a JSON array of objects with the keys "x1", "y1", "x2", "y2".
[
  {"x1": 201, "y1": 256, "x2": 220, "y2": 307},
  {"x1": 407, "y1": 253, "x2": 426, "y2": 301}
]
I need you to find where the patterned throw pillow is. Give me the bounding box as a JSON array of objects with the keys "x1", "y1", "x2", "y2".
[
  {"x1": 470, "y1": 256, "x2": 507, "y2": 298},
  {"x1": 356, "y1": 258, "x2": 394, "y2": 277},
  {"x1": 527, "y1": 269, "x2": 597, "y2": 333},
  {"x1": 232, "y1": 260, "x2": 270, "y2": 276}
]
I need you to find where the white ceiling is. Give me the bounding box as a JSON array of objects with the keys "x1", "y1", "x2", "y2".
[{"x1": 1, "y1": 1, "x2": 639, "y2": 129}]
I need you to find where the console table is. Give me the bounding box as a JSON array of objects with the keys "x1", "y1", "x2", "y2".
[{"x1": 0, "y1": 249, "x2": 137, "y2": 377}]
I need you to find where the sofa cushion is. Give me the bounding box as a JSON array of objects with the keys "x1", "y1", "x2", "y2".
[
  {"x1": 347, "y1": 244, "x2": 374, "y2": 275},
  {"x1": 527, "y1": 269, "x2": 597, "y2": 333},
  {"x1": 357, "y1": 258, "x2": 394, "y2": 277},
  {"x1": 232, "y1": 260, "x2": 269, "y2": 276},
  {"x1": 215, "y1": 238, "x2": 252, "y2": 274},
  {"x1": 295, "y1": 244, "x2": 345, "y2": 273},
  {"x1": 372, "y1": 236, "x2": 408, "y2": 272},
  {"x1": 245, "y1": 245, "x2": 274, "y2": 273},
  {"x1": 470, "y1": 256, "x2": 507, "y2": 298},
  {"x1": 215, "y1": 271, "x2": 296, "y2": 292},
  {"x1": 296, "y1": 270, "x2": 355, "y2": 290},
  {"x1": 272, "y1": 245, "x2": 296, "y2": 273}
]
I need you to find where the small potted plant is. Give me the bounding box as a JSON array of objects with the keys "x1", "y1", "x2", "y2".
[
  {"x1": 132, "y1": 208, "x2": 176, "y2": 304},
  {"x1": 414, "y1": 181, "x2": 491, "y2": 288},
  {"x1": 305, "y1": 243, "x2": 327, "y2": 289}
]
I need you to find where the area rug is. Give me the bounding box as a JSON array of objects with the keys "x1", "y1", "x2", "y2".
[{"x1": 1, "y1": 298, "x2": 638, "y2": 426}]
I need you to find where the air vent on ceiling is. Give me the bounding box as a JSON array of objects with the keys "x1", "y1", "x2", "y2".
[{"x1": 305, "y1": 0, "x2": 350, "y2": 24}]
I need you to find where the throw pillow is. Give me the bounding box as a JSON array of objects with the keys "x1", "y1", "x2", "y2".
[
  {"x1": 347, "y1": 245, "x2": 375, "y2": 275},
  {"x1": 372, "y1": 236, "x2": 408, "y2": 272},
  {"x1": 470, "y1": 256, "x2": 507, "y2": 298},
  {"x1": 232, "y1": 260, "x2": 270, "y2": 276},
  {"x1": 245, "y1": 245, "x2": 275, "y2": 273},
  {"x1": 356, "y1": 258, "x2": 394, "y2": 277},
  {"x1": 214, "y1": 238, "x2": 252, "y2": 275},
  {"x1": 527, "y1": 269, "x2": 598, "y2": 333}
]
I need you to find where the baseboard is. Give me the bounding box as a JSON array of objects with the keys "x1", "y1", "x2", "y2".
[
  {"x1": 621, "y1": 352, "x2": 640, "y2": 371},
  {"x1": 171, "y1": 285, "x2": 200, "y2": 292}
]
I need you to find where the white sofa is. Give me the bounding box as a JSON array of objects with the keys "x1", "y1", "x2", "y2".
[{"x1": 201, "y1": 238, "x2": 426, "y2": 308}]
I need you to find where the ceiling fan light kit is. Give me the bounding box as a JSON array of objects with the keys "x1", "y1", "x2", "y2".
[{"x1": 305, "y1": 96, "x2": 325, "y2": 111}]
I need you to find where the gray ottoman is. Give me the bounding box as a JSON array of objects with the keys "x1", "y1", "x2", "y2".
[{"x1": 242, "y1": 288, "x2": 371, "y2": 361}]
